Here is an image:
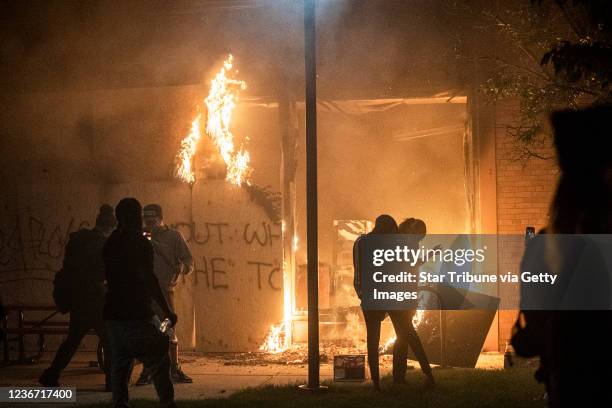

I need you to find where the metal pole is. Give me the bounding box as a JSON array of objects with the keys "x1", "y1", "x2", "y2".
[{"x1": 303, "y1": 0, "x2": 322, "y2": 391}]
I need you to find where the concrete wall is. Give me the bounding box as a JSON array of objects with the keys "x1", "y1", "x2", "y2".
[
  {"x1": 0, "y1": 182, "x2": 103, "y2": 351},
  {"x1": 0, "y1": 179, "x2": 284, "y2": 354},
  {"x1": 0, "y1": 87, "x2": 284, "y2": 354}
]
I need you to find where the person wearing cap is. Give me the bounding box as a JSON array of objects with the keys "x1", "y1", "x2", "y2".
[
  {"x1": 40, "y1": 204, "x2": 117, "y2": 390},
  {"x1": 135, "y1": 203, "x2": 194, "y2": 385}
]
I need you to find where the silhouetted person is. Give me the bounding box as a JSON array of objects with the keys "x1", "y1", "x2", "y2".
[
  {"x1": 104, "y1": 198, "x2": 177, "y2": 408},
  {"x1": 354, "y1": 214, "x2": 434, "y2": 389},
  {"x1": 135, "y1": 203, "x2": 193, "y2": 385},
  {"x1": 513, "y1": 106, "x2": 612, "y2": 408},
  {"x1": 354, "y1": 215, "x2": 396, "y2": 390},
  {"x1": 396, "y1": 218, "x2": 434, "y2": 387},
  {"x1": 40, "y1": 205, "x2": 116, "y2": 389}
]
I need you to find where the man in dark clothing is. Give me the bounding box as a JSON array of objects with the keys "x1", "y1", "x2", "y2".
[
  {"x1": 512, "y1": 107, "x2": 612, "y2": 408},
  {"x1": 353, "y1": 215, "x2": 434, "y2": 389},
  {"x1": 136, "y1": 203, "x2": 193, "y2": 385},
  {"x1": 40, "y1": 205, "x2": 116, "y2": 389},
  {"x1": 103, "y1": 198, "x2": 177, "y2": 408}
]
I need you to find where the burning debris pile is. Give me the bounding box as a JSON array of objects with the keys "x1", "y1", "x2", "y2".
[
  {"x1": 259, "y1": 321, "x2": 291, "y2": 354},
  {"x1": 257, "y1": 310, "x2": 428, "y2": 357},
  {"x1": 205, "y1": 341, "x2": 397, "y2": 369},
  {"x1": 220, "y1": 347, "x2": 311, "y2": 366},
  {"x1": 205, "y1": 343, "x2": 368, "y2": 367},
  {"x1": 378, "y1": 309, "x2": 427, "y2": 354}
]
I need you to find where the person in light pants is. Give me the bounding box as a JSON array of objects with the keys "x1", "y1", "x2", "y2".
[{"x1": 136, "y1": 203, "x2": 194, "y2": 385}]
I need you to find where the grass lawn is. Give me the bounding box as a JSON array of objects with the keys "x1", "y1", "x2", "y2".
[{"x1": 80, "y1": 368, "x2": 546, "y2": 408}]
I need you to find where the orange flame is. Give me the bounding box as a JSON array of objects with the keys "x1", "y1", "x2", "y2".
[
  {"x1": 175, "y1": 115, "x2": 202, "y2": 184},
  {"x1": 175, "y1": 54, "x2": 251, "y2": 185},
  {"x1": 380, "y1": 335, "x2": 397, "y2": 353},
  {"x1": 259, "y1": 252, "x2": 294, "y2": 353},
  {"x1": 259, "y1": 320, "x2": 291, "y2": 354},
  {"x1": 204, "y1": 54, "x2": 251, "y2": 186},
  {"x1": 380, "y1": 310, "x2": 425, "y2": 353}
]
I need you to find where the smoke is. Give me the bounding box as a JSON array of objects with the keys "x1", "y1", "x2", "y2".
[{"x1": 0, "y1": 1, "x2": 460, "y2": 185}]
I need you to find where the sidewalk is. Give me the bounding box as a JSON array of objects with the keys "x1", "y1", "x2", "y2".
[{"x1": 0, "y1": 351, "x2": 503, "y2": 405}]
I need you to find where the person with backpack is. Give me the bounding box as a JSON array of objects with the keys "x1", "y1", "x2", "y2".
[
  {"x1": 135, "y1": 203, "x2": 193, "y2": 385},
  {"x1": 40, "y1": 204, "x2": 116, "y2": 389}
]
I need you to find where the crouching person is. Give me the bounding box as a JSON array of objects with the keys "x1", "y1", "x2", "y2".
[{"x1": 103, "y1": 198, "x2": 178, "y2": 408}]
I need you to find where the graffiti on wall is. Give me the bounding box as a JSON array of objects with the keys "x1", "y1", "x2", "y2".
[
  {"x1": 0, "y1": 211, "x2": 282, "y2": 293},
  {"x1": 0, "y1": 212, "x2": 88, "y2": 284},
  {"x1": 171, "y1": 220, "x2": 282, "y2": 292}
]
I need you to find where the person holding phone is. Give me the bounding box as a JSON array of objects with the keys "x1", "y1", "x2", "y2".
[{"x1": 135, "y1": 204, "x2": 194, "y2": 385}]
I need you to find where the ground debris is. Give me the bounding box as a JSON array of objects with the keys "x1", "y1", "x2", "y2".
[{"x1": 181, "y1": 342, "x2": 381, "y2": 367}]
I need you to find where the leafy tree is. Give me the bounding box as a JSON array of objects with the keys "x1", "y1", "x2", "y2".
[
  {"x1": 539, "y1": 1, "x2": 612, "y2": 94},
  {"x1": 447, "y1": 0, "x2": 611, "y2": 160}
]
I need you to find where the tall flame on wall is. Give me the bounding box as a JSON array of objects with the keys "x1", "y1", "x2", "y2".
[
  {"x1": 259, "y1": 257, "x2": 294, "y2": 353},
  {"x1": 175, "y1": 54, "x2": 251, "y2": 185},
  {"x1": 204, "y1": 54, "x2": 251, "y2": 185},
  {"x1": 175, "y1": 115, "x2": 202, "y2": 184}
]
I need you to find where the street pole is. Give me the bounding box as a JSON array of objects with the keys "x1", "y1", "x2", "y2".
[{"x1": 300, "y1": 0, "x2": 324, "y2": 392}]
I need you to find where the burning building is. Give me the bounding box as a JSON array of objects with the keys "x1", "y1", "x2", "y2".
[{"x1": 0, "y1": 0, "x2": 559, "y2": 359}]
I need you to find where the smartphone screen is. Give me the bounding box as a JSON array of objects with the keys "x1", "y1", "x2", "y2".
[{"x1": 525, "y1": 226, "x2": 535, "y2": 244}]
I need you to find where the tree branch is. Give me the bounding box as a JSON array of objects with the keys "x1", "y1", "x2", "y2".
[
  {"x1": 481, "y1": 9, "x2": 555, "y2": 81},
  {"x1": 556, "y1": 2, "x2": 584, "y2": 40},
  {"x1": 472, "y1": 55, "x2": 549, "y2": 80}
]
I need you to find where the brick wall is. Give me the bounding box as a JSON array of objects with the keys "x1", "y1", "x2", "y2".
[{"x1": 494, "y1": 107, "x2": 560, "y2": 350}]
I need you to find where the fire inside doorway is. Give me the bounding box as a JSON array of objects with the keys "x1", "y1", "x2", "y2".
[{"x1": 258, "y1": 95, "x2": 482, "y2": 363}]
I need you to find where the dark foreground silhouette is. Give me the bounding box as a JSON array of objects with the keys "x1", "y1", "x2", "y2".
[{"x1": 513, "y1": 105, "x2": 612, "y2": 408}]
